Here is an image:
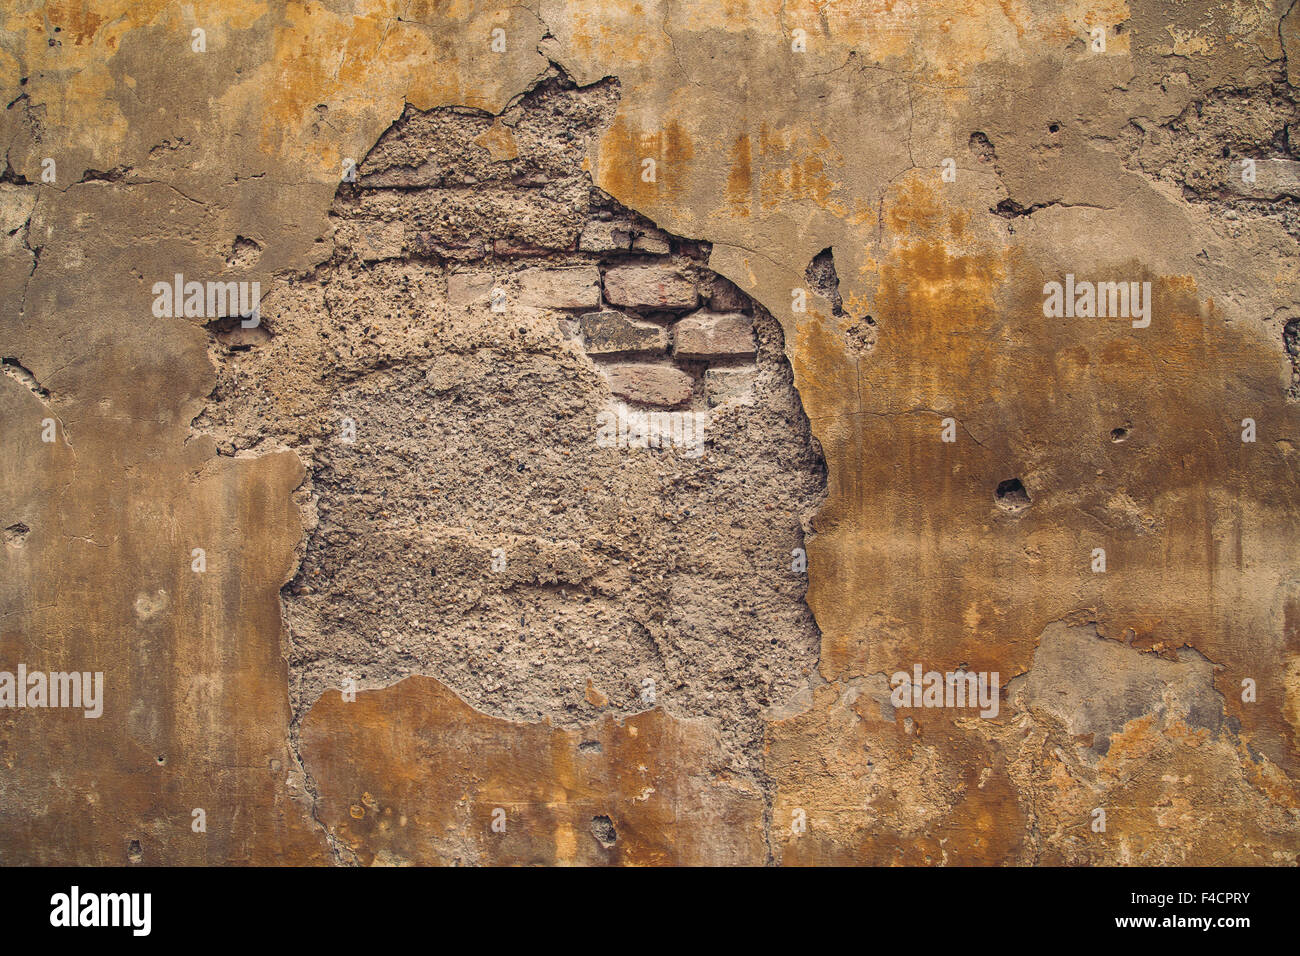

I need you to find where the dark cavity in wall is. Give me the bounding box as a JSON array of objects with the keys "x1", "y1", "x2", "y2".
[
  {"x1": 803, "y1": 247, "x2": 876, "y2": 354},
  {"x1": 1285, "y1": 317, "x2": 1300, "y2": 400},
  {"x1": 590, "y1": 815, "x2": 617, "y2": 848},
  {"x1": 968, "y1": 131, "x2": 996, "y2": 163},
  {"x1": 804, "y1": 247, "x2": 843, "y2": 316},
  {"x1": 995, "y1": 478, "x2": 1031, "y2": 512},
  {"x1": 194, "y1": 68, "x2": 828, "y2": 779}
]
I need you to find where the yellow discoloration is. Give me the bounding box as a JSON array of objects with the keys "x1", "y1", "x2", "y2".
[{"x1": 302, "y1": 677, "x2": 766, "y2": 865}]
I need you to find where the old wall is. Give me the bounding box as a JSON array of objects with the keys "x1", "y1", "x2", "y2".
[{"x1": 0, "y1": 0, "x2": 1297, "y2": 864}]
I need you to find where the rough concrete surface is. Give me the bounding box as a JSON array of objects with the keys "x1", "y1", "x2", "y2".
[{"x1": 0, "y1": 0, "x2": 1297, "y2": 866}]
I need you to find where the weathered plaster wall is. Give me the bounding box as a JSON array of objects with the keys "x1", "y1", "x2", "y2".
[{"x1": 1, "y1": 0, "x2": 1297, "y2": 864}]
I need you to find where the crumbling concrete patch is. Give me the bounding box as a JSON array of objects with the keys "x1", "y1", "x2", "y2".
[{"x1": 196, "y1": 72, "x2": 828, "y2": 840}]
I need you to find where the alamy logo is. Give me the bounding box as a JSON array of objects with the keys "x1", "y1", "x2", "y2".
[
  {"x1": 596, "y1": 404, "x2": 708, "y2": 458},
  {"x1": 1042, "y1": 274, "x2": 1151, "y2": 328},
  {"x1": 50, "y1": 886, "x2": 150, "y2": 936},
  {"x1": 890, "y1": 665, "x2": 1000, "y2": 718},
  {"x1": 0, "y1": 665, "x2": 103, "y2": 718},
  {"x1": 151, "y1": 273, "x2": 261, "y2": 326}
]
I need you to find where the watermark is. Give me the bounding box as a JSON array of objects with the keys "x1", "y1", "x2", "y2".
[
  {"x1": 889, "y1": 665, "x2": 1000, "y2": 718},
  {"x1": 596, "y1": 404, "x2": 708, "y2": 458},
  {"x1": 152, "y1": 273, "x2": 260, "y2": 326},
  {"x1": 1042, "y1": 274, "x2": 1151, "y2": 328},
  {"x1": 0, "y1": 665, "x2": 103, "y2": 718},
  {"x1": 50, "y1": 886, "x2": 150, "y2": 936}
]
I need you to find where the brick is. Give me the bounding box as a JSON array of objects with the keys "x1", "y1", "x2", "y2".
[
  {"x1": 1225, "y1": 158, "x2": 1300, "y2": 199},
  {"x1": 580, "y1": 311, "x2": 668, "y2": 355},
  {"x1": 412, "y1": 232, "x2": 486, "y2": 260},
  {"x1": 632, "y1": 229, "x2": 672, "y2": 255},
  {"x1": 706, "y1": 275, "x2": 750, "y2": 312},
  {"x1": 602, "y1": 364, "x2": 694, "y2": 407},
  {"x1": 492, "y1": 238, "x2": 555, "y2": 257},
  {"x1": 673, "y1": 311, "x2": 756, "y2": 359},
  {"x1": 516, "y1": 265, "x2": 602, "y2": 309},
  {"x1": 704, "y1": 366, "x2": 759, "y2": 406},
  {"x1": 447, "y1": 272, "x2": 496, "y2": 309},
  {"x1": 347, "y1": 220, "x2": 405, "y2": 261},
  {"x1": 603, "y1": 265, "x2": 699, "y2": 309},
  {"x1": 579, "y1": 220, "x2": 633, "y2": 252}
]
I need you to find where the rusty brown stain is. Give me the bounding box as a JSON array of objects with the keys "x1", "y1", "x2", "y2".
[
  {"x1": 767, "y1": 682, "x2": 1026, "y2": 865},
  {"x1": 595, "y1": 112, "x2": 696, "y2": 209},
  {"x1": 726, "y1": 132, "x2": 753, "y2": 216},
  {"x1": 795, "y1": 171, "x2": 1300, "y2": 810},
  {"x1": 301, "y1": 676, "x2": 766, "y2": 865},
  {"x1": 44, "y1": 0, "x2": 107, "y2": 45}
]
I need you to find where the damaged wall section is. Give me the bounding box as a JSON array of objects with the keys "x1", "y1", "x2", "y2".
[{"x1": 195, "y1": 70, "x2": 828, "y2": 790}]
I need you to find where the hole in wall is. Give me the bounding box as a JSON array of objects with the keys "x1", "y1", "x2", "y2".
[
  {"x1": 591, "y1": 815, "x2": 617, "y2": 848},
  {"x1": 225, "y1": 235, "x2": 262, "y2": 269},
  {"x1": 969, "y1": 131, "x2": 996, "y2": 162},
  {"x1": 203, "y1": 314, "x2": 272, "y2": 351},
  {"x1": 843, "y1": 314, "x2": 877, "y2": 354},
  {"x1": 2, "y1": 357, "x2": 50, "y2": 397},
  {"x1": 994, "y1": 478, "x2": 1031, "y2": 511},
  {"x1": 804, "y1": 247, "x2": 843, "y2": 316}
]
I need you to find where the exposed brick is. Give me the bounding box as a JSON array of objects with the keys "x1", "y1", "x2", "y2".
[
  {"x1": 516, "y1": 266, "x2": 602, "y2": 309},
  {"x1": 603, "y1": 265, "x2": 699, "y2": 309},
  {"x1": 579, "y1": 220, "x2": 633, "y2": 252},
  {"x1": 412, "y1": 232, "x2": 487, "y2": 260},
  {"x1": 492, "y1": 238, "x2": 558, "y2": 257},
  {"x1": 344, "y1": 220, "x2": 405, "y2": 261},
  {"x1": 706, "y1": 275, "x2": 750, "y2": 313},
  {"x1": 1225, "y1": 158, "x2": 1300, "y2": 199},
  {"x1": 704, "y1": 366, "x2": 759, "y2": 406},
  {"x1": 447, "y1": 271, "x2": 496, "y2": 309},
  {"x1": 673, "y1": 311, "x2": 756, "y2": 359},
  {"x1": 632, "y1": 229, "x2": 672, "y2": 255},
  {"x1": 580, "y1": 311, "x2": 668, "y2": 355},
  {"x1": 601, "y1": 364, "x2": 694, "y2": 407}
]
